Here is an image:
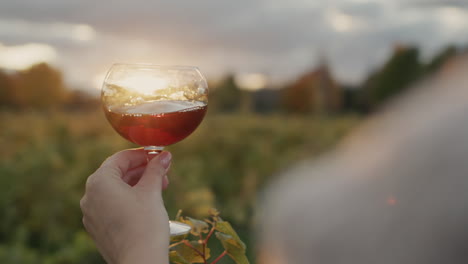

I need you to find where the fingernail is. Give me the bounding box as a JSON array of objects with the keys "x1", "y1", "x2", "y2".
[{"x1": 159, "y1": 152, "x2": 172, "y2": 169}]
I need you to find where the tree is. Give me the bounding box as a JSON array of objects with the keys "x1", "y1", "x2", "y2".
[
  {"x1": 0, "y1": 70, "x2": 14, "y2": 107},
  {"x1": 361, "y1": 45, "x2": 423, "y2": 110},
  {"x1": 14, "y1": 63, "x2": 68, "y2": 109},
  {"x1": 210, "y1": 75, "x2": 243, "y2": 112},
  {"x1": 425, "y1": 46, "x2": 457, "y2": 74},
  {"x1": 65, "y1": 90, "x2": 100, "y2": 111}
]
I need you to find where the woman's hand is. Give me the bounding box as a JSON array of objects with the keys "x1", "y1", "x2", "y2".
[{"x1": 80, "y1": 149, "x2": 172, "y2": 264}]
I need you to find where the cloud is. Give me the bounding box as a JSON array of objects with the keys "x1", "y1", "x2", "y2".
[
  {"x1": 0, "y1": 42, "x2": 57, "y2": 70},
  {"x1": 0, "y1": 19, "x2": 96, "y2": 45},
  {"x1": 0, "y1": 0, "x2": 467, "y2": 90},
  {"x1": 404, "y1": 0, "x2": 468, "y2": 8},
  {"x1": 326, "y1": 8, "x2": 369, "y2": 33}
]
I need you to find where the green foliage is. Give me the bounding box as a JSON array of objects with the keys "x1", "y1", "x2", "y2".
[
  {"x1": 210, "y1": 75, "x2": 243, "y2": 112},
  {"x1": 170, "y1": 209, "x2": 248, "y2": 264},
  {"x1": 0, "y1": 64, "x2": 68, "y2": 109},
  {"x1": 357, "y1": 45, "x2": 460, "y2": 112},
  {"x1": 0, "y1": 110, "x2": 358, "y2": 263},
  {"x1": 215, "y1": 233, "x2": 248, "y2": 264},
  {"x1": 170, "y1": 251, "x2": 191, "y2": 264},
  {"x1": 215, "y1": 222, "x2": 243, "y2": 248},
  {"x1": 171, "y1": 240, "x2": 211, "y2": 263},
  {"x1": 425, "y1": 46, "x2": 457, "y2": 74},
  {"x1": 362, "y1": 46, "x2": 423, "y2": 109},
  {"x1": 0, "y1": 70, "x2": 14, "y2": 107},
  {"x1": 214, "y1": 215, "x2": 248, "y2": 264}
]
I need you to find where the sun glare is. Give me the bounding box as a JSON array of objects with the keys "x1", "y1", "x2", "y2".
[
  {"x1": 93, "y1": 72, "x2": 108, "y2": 90},
  {"x1": 112, "y1": 72, "x2": 171, "y2": 95},
  {"x1": 0, "y1": 42, "x2": 57, "y2": 70},
  {"x1": 234, "y1": 73, "x2": 268, "y2": 91}
]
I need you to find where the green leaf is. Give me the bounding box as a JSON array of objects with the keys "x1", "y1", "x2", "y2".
[
  {"x1": 215, "y1": 232, "x2": 250, "y2": 264},
  {"x1": 169, "y1": 251, "x2": 190, "y2": 264},
  {"x1": 181, "y1": 217, "x2": 209, "y2": 236},
  {"x1": 170, "y1": 232, "x2": 189, "y2": 243},
  {"x1": 173, "y1": 241, "x2": 210, "y2": 263},
  {"x1": 215, "y1": 221, "x2": 245, "y2": 250}
]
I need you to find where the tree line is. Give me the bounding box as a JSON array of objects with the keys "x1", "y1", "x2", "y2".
[
  {"x1": 211, "y1": 44, "x2": 461, "y2": 115},
  {"x1": 0, "y1": 63, "x2": 99, "y2": 111},
  {"x1": 0, "y1": 44, "x2": 462, "y2": 113}
]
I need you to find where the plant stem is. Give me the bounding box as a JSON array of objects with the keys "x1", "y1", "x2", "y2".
[
  {"x1": 183, "y1": 240, "x2": 205, "y2": 259},
  {"x1": 200, "y1": 233, "x2": 206, "y2": 264},
  {"x1": 204, "y1": 225, "x2": 216, "y2": 244},
  {"x1": 200, "y1": 233, "x2": 207, "y2": 264},
  {"x1": 210, "y1": 250, "x2": 227, "y2": 264},
  {"x1": 169, "y1": 240, "x2": 185, "y2": 249}
]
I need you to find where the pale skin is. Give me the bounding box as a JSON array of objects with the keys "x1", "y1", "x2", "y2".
[{"x1": 80, "y1": 149, "x2": 171, "y2": 264}]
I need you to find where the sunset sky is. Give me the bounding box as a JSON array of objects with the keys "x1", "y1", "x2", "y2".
[{"x1": 0, "y1": 0, "x2": 467, "y2": 92}]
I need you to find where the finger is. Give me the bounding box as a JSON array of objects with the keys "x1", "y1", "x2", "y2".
[
  {"x1": 79, "y1": 196, "x2": 87, "y2": 211},
  {"x1": 162, "y1": 162, "x2": 171, "y2": 190},
  {"x1": 82, "y1": 217, "x2": 92, "y2": 236},
  {"x1": 162, "y1": 175, "x2": 169, "y2": 190},
  {"x1": 123, "y1": 165, "x2": 146, "y2": 186},
  {"x1": 135, "y1": 151, "x2": 172, "y2": 192},
  {"x1": 98, "y1": 148, "x2": 147, "y2": 177}
]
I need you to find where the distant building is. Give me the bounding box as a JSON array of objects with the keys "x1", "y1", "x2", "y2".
[{"x1": 283, "y1": 61, "x2": 342, "y2": 113}]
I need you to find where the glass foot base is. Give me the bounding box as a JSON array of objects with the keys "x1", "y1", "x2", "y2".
[{"x1": 169, "y1": 221, "x2": 191, "y2": 236}]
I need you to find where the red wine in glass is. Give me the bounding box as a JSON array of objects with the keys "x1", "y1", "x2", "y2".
[{"x1": 105, "y1": 100, "x2": 207, "y2": 147}]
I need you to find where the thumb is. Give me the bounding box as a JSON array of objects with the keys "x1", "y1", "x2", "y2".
[{"x1": 135, "y1": 151, "x2": 172, "y2": 192}]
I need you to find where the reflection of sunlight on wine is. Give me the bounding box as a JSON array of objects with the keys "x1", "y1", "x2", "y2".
[
  {"x1": 113, "y1": 72, "x2": 170, "y2": 95},
  {"x1": 234, "y1": 73, "x2": 268, "y2": 91},
  {"x1": 0, "y1": 42, "x2": 57, "y2": 70}
]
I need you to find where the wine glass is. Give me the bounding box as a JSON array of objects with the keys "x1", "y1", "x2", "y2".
[{"x1": 101, "y1": 63, "x2": 208, "y2": 236}]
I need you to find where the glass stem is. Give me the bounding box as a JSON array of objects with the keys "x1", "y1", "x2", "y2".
[{"x1": 144, "y1": 146, "x2": 164, "y2": 161}]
